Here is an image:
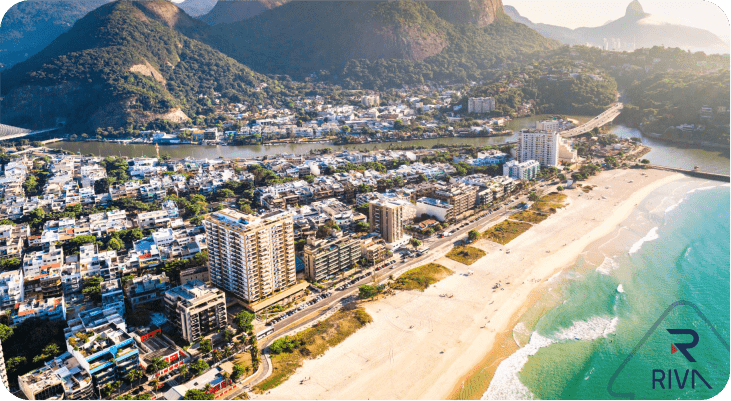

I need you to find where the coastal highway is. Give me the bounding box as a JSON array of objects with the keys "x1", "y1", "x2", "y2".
[
  {"x1": 225, "y1": 191, "x2": 537, "y2": 397},
  {"x1": 562, "y1": 102, "x2": 623, "y2": 138}
]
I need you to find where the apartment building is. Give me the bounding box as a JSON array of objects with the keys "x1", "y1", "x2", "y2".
[
  {"x1": 164, "y1": 281, "x2": 227, "y2": 344},
  {"x1": 19, "y1": 352, "x2": 94, "y2": 400},
  {"x1": 64, "y1": 321, "x2": 139, "y2": 391},
  {"x1": 0, "y1": 269, "x2": 23, "y2": 309},
  {"x1": 503, "y1": 160, "x2": 541, "y2": 180},
  {"x1": 431, "y1": 183, "x2": 479, "y2": 221},
  {"x1": 369, "y1": 199, "x2": 405, "y2": 245},
  {"x1": 360, "y1": 236, "x2": 388, "y2": 264},
  {"x1": 468, "y1": 97, "x2": 496, "y2": 114},
  {"x1": 536, "y1": 119, "x2": 560, "y2": 132},
  {"x1": 124, "y1": 274, "x2": 171, "y2": 311},
  {"x1": 303, "y1": 231, "x2": 361, "y2": 282},
  {"x1": 517, "y1": 130, "x2": 559, "y2": 167},
  {"x1": 205, "y1": 209, "x2": 297, "y2": 304},
  {"x1": 415, "y1": 197, "x2": 454, "y2": 222}
]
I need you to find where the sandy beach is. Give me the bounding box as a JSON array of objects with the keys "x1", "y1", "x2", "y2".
[{"x1": 256, "y1": 168, "x2": 683, "y2": 400}]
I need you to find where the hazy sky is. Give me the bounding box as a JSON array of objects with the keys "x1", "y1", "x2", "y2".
[{"x1": 505, "y1": 0, "x2": 730, "y2": 39}]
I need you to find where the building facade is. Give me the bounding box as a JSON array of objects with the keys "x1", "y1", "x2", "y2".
[
  {"x1": 369, "y1": 200, "x2": 404, "y2": 244},
  {"x1": 164, "y1": 281, "x2": 227, "y2": 344},
  {"x1": 303, "y1": 231, "x2": 361, "y2": 282},
  {"x1": 205, "y1": 209, "x2": 297, "y2": 303},
  {"x1": 468, "y1": 97, "x2": 496, "y2": 114},
  {"x1": 517, "y1": 130, "x2": 560, "y2": 167},
  {"x1": 503, "y1": 160, "x2": 541, "y2": 180}
]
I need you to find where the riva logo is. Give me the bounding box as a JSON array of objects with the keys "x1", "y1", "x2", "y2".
[
  {"x1": 652, "y1": 328, "x2": 710, "y2": 390},
  {"x1": 607, "y1": 301, "x2": 729, "y2": 399}
]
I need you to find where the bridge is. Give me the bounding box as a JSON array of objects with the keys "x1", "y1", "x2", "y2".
[
  {"x1": 648, "y1": 165, "x2": 730, "y2": 183},
  {"x1": 0, "y1": 124, "x2": 61, "y2": 141},
  {"x1": 561, "y1": 103, "x2": 624, "y2": 138}
]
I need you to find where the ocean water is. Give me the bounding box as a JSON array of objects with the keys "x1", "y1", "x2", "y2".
[{"x1": 483, "y1": 179, "x2": 730, "y2": 400}]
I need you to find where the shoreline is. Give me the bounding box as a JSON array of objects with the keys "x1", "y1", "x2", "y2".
[{"x1": 250, "y1": 169, "x2": 684, "y2": 400}]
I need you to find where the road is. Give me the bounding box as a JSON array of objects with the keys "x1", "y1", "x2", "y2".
[
  {"x1": 223, "y1": 190, "x2": 539, "y2": 398},
  {"x1": 562, "y1": 102, "x2": 623, "y2": 138}
]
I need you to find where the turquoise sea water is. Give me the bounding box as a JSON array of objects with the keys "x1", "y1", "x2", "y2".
[{"x1": 484, "y1": 180, "x2": 730, "y2": 399}]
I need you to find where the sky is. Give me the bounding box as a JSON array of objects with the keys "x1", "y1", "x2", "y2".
[{"x1": 504, "y1": 0, "x2": 730, "y2": 40}]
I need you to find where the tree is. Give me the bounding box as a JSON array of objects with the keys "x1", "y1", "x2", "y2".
[
  {"x1": 231, "y1": 364, "x2": 247, "y2": 381},
  {"x1": 198, "y1": 339, "x2": 212, "y2": 355},
  {"x1": 178, "y1": 364, "x2": 189, "y2": 380},
  {"x1": 269, "y1": 336, "x2": 298, "y2": 354},
  {"x1": 358, "y1": 285, "x2": 381, "y2": 300},
  {"x1": 146, "y1": 356, "x2": 170, "y2": 375},
  {"x1": 212, "y1": 349, "x2": 223, "y2": 362},
  {"x1": 354, "y1": 221, "x2": 370, "y2": 233},
  {"x1": 223, "y1": 330, "x2": 233, "y2": 343},
  {"x1": 0, "y1": 324, "x2": 13, "y2": 341},
  {"x1": 234, "y1": 311, "x2": 255, "y2": 333},
  {"x1": 410, "y1": 238, "x2": 422, "y2": 249},
  {"x1": 126, "y1": 368, "x2": 146, "y2": 389},
  {"x1": 468, "y1": 229, "x2": 480, "y2": 242},
  {"x1": 107, "y1": 237, "x2": 124, "y2": 251},
  {"x1": 190, "y1": 359, "x2": 209, "y2": 376},
  {"x1": 528, "y1": 192, "x2": 540, "y2": 202},
  {"x1": 316, "y1": 225, "x2": 331, "y2": 239},
  {"x1": 183, "y1": 388, "x2": 216, "y2": 400}
]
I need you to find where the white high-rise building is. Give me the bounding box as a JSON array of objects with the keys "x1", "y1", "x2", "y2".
[
  {"x1": 205, "y1": 209, "x2": 297, "y2": 304},
  {"x1": 468, "y1": 97, "x2": 496, "y2": 114},
  {"x1": 517, "y1": 130, "x2": 560, "y2": 167}
]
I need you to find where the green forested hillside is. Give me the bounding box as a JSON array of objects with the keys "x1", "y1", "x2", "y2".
[
  {"x1": 618, "y1": 70, "x2": 730, "y2": 144},
  {"x1": 0, "y1": 0, "x2": 320, "y2": 131},
  {"x1": 205, "y1": 1, "x2": 557, "y2": 89}
]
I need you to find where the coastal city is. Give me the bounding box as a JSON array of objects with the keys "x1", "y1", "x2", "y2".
[
  {"x1": 0, "y1": 110, "x2": 658, "y2": 400},
  {"x1": 0, "y1": 0, "x2": 728, "y2": 400}
]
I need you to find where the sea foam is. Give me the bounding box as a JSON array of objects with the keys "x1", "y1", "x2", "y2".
[
  {"x1": 628, "y1": 227, "x2": 659, "y2": 254},
  {"x1": 482, "y1": 317, "x2": 618, "y2": 400},
  {"x1": 596, "y1": 257, "x2": 619, "y2": 275}
]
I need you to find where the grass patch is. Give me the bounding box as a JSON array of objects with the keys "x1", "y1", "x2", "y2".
[
  {"x1": 446, "y1": 245, "x2": 486, "y2": 265},
  {"x1": 531, "y1": 192, "x2": 567, "y2": 214},
  {"x1": 391, "y1": 263, "x2": 453, "y2": 291},
  {"x1": 483, "y1": 220, "x2": 533, "y2": 245},
  {"x1": 582, "y1": 185, "x2": 594, "y2": 193},
  {"x1": 511, "y1": 210, "x2": 549, "y2": 224},
  {"x1": 254, "y1": 307, "x2": 372, "y2": 392}
]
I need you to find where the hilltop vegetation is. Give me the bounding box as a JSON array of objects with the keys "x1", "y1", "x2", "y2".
[
  {"x1": 617, "y1": 70, "x2": 730, "y2": 145},
  {"x1": 205, "y1": 1, "x2": 557, "y2": 89},
  {"x1": 0, "y1": 0, "x2": 332, "y2": 132}
]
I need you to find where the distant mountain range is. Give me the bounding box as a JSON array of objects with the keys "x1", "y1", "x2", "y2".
[
  {"x1": 1, "y1": 0, "x2": 557, "y2": 131},
  {"x1": 0, "y1": 0, "x2": 216, "y2": 69},
  {"x1": 504, "y1": 0, "x2": 727, "y2": 53}
]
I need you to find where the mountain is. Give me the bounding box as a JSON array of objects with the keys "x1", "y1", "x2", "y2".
[
  {"x1": 505, "y1": 0, "x2": 727, "y2": 53},
  {"x1": 200, "y1": 0, "x2": 289, "y2": 25},
  {"x1": 1, "y1": 0, "x2": 276, "y2": 131},
  {"x1": 200, "y1": 0, "x2": 503, "y2": 27},
  {"x1": 0, "y1": 0, "x2": 111, "y2": 69},
  {"x1": 203, "y1": 0, "x2": 557, "y2": 87},
  {"x1": 0, "y1": 0, "x2": 217, "y2": 70}
]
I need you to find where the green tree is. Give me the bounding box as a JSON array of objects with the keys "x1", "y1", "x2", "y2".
[
  {"x1": 354, "y1": 221, "x2": 370, "y2": 233},
  {"x1": 198, "y1": 339, "x2": 212, "y2": 355},
  {"x1": 358, "y1": 285, "x2": 381, "y2": 300},
  {"x1": 468, "y1": 229, "x2": 480, "y2": 242},
  {"x1": 146, "y1": 356, "x2": 170, "y2": 375},
  {"x1": 234, "y1": 311, "x2": 255, "y2": 333},
  {"x1": 190, "y1": 359, "x2": 209, "y2": 376},
  {"x1": 0, "y1": 324, "x2": 13, "y2": 341},
  {"x1": 410, "y1": 238, "x2": 422, "y2": 248}
]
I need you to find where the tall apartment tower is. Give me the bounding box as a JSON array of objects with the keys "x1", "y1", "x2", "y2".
[
  {"x1": 369, "y1": 200, "x2": 404, "y2": 244},
  {"x1": 468, "y1": 97, "x2": 496, "y2": 114},
  {"x1": 205, "y1": 209, "x2": 297, "y2": 303},
  {"x1": 517, "y1": 130, "x2": 559, "y2": 167}
]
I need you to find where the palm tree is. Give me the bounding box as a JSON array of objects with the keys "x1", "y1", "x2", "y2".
[
  {"x1": 222, "y1": 372, "x2": 230, "y2": 387},
  {"x1": 204, "y1": 383, "x2": 212, "y2": 394},
  {"x1": 178, "y1": 364, "x2": 188, "y2": 380},
  {"x1": 213, "y1": 349, "x2": 223, "y2": 362},
  {"x1": 244, "y1": 365, "x2": 251, "y2": 376},
  {"x1": 150, "y1": 378, "x2": 160, "y2": 399}
]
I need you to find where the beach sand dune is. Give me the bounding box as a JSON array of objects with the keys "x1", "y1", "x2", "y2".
[{"x1": 257, "y1": 169, "x2": 682, "y2": 400}]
